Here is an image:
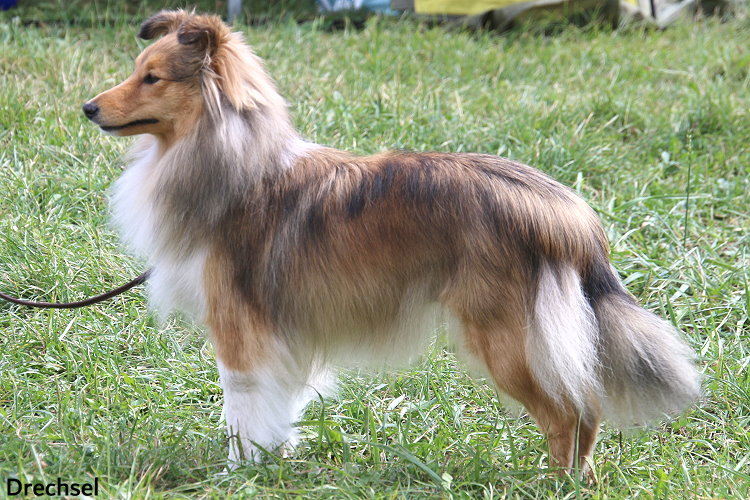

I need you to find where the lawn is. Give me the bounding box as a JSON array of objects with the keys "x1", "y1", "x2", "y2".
[{"x1": 0, "y1": 1, "x2": 748, "y2": 498}]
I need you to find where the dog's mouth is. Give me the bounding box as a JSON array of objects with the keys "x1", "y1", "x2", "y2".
[{"x1": 100, "y1": 118, "x2": 160, "y2": 132}]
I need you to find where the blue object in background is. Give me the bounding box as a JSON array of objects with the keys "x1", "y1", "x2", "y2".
[
  {"x1": 0, "y1": 0, "x2": 17, "y2": 11},
  {"x1": 318, "y1": 0, "x2": 394, "y2": 13}
]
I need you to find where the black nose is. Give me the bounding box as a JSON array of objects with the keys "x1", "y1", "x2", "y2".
[{"x1": 82, "y1": 102, "x2": 99, "y2": 119}]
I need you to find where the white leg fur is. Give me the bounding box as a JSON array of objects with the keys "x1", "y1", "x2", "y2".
[{"x1": 217, "y1": 357, "x2": 333, "y2": 466}]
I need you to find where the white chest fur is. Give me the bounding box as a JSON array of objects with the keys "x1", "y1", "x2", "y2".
[{"x1": 110, "y1": 139, "x2": 208, "y2": 320}]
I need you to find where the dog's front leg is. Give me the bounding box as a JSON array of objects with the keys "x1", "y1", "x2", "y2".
[{"x1": 218, "y1": 359, "x2": 304, "y2": 467}]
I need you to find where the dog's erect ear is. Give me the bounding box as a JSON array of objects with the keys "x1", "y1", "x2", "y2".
[
  {"x1": 176, "y1": 15, "x2": 227, "y2": 57},
  {"x1": 138, "y1": 10, "x2": 190, "y2": 40}
]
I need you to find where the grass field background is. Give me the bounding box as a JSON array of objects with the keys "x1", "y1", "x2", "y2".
[{"x1": 1, "y1": 1, "x2": 748, "y2": 498}]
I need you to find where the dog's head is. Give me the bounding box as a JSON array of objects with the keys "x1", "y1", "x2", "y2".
[{"x1": 83, "y1": 10, "x2": 275, "y2": 143}]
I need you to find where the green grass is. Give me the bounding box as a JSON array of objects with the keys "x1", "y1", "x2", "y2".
[{"x1": 1, "y1": 3, "x2": 749, "y2": 498}]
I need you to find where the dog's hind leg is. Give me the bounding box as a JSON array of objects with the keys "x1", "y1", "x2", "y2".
[
  {"x1": 460, "y1": 320, "x2": 601, "y2": 475},
  {"x1": 572, "y1": 407, "x2": 601, "y2": 476}
]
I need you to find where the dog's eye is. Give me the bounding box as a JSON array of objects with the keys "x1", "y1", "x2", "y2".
[{"x1": 143, "y1": 73, "x2": 160, "y2": 85}]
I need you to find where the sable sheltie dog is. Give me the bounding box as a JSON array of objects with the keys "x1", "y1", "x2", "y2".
[{"x1": 83, "y1": 10, "x2": 700, "y2": 473}]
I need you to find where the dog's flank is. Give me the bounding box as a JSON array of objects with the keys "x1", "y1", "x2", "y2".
[{"x1": 84, "y1": 10, "x2": 700, "y2": 474}]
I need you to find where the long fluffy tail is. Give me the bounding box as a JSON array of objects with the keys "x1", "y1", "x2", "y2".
[
  {"x1": 528, "y1": 258, "x2": 701, "y2": 426},
  {"x1": 592, "y1": 289, "x2": 701, "y2": 426}
]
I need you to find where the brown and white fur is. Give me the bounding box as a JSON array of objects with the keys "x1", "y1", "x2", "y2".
[{"x1": 83, "y1": 10, "x2": 700, "y2": 474}]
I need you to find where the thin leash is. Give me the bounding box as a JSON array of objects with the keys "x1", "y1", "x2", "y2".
[{"x1": 0, "y1": 268, "x2": 151, "y2": 309}]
